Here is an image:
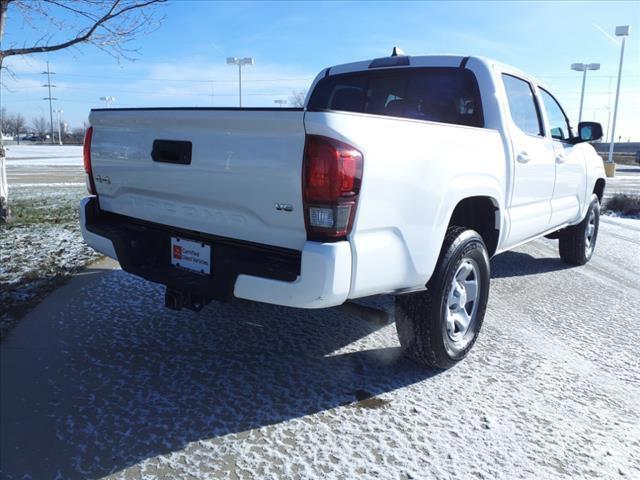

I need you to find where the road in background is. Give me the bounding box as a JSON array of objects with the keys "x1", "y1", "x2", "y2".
[{"x1": 1, "y1": 216, "x2": 639, "y2": 479}]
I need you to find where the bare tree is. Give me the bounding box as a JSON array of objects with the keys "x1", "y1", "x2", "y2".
[
  {"x1": 0, "y1": 0, "x2": 166, "y2": 223},
  {"x1": 0, "y1": 106, "x2": 6, "y2": 134},
  {"x1": 12, "y1": 112, "x2": 24, "y2": 141},
  {"x1": 2, "y1": 110, "x2": 13, "y2": 137},
  {"x1": 289, "y1": 90, "x2": 307, "y2": 108},
  {"x1": 68, "y1": 126, "x2": 87, "y2": 144},
  {"x1": 3, "y1": 113, "x2": 27, "y2": 143},
  {"x1": 2, "y1": 112, "x2": 18, "y2": 137},
  {"x1": 31, "y1": 115, "x2": 48, "y2": 139}
]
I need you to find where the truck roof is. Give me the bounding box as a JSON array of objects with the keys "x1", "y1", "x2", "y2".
[
  {"x1": 323, "y1": 53, "x2": 548, "y2": 91},
  {"x1": 328, "y1": 54, "x2": 468, "y2": 75}
]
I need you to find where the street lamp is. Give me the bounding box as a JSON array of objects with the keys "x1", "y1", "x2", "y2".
[
  {"x1": 601, "y1": 104, "x2": 613, "y2": 144},
  {"x1": 607, "y1": 25, "x2": 630, "y2": 166},
  {"x1": 100, "y1": 96, "x2": 116, "y2": 108},
  {"x1": 274, "y1": 99, "x2": 287, "y2": 108},
  {"x1": 53, "y1": 108, "x2": 63, "y2": 145},
  {"x1": 571, "y1": 62, "x2": 600, "y2": 123},
  {"x1": 226, "y1": 57, "x2": 254, "y2": 107}
]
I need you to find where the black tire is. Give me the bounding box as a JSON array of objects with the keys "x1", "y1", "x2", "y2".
[
  {"x1": 559, "y1": 194, "x2": 600, "y2": 266},
  {"x1": 395, "y1": 227, "x2": 491, "y2": 369}
]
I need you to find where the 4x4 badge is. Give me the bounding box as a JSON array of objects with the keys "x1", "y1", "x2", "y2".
[
  {"x1": 95, "y1": 175, "x2": 111, "y2": 184},
  {"x1": 275, "y1": 203, "x2": 293, "y2": 212}
]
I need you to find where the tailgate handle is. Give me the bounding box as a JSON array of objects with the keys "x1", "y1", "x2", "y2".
[{"x1": 151, "y1": 140, "x2": 192, "y2": 165}]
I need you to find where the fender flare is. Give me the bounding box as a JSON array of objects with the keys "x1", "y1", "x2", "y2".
[{"x1": 433, "y1": 174, "x2": 505, "y2": 254}]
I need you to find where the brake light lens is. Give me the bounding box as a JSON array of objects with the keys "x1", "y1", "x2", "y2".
[
  {"x1": 83, "y1": 126, "x2": 96, "y2": 195},
  {"x1": 303, "y1": 135, "x2": 363, "y2": 240}
]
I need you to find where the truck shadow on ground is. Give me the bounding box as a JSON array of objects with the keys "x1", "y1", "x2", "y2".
[
  {"x1": 490, "y1": 250, "x2": 573, "y2": 278},
  {"x1": 1, "y1": 269, "x2": 439, "y2": 479}
]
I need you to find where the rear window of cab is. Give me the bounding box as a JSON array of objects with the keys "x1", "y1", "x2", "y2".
[{"x1": 308, "y1": 67, "x2": 484, "y2": 128}]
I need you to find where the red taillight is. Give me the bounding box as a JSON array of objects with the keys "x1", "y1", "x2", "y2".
[
  {"x1": 83, "y1": 126, "x2": 96, "y2": 195},
  {"x1": 303, "y1": 135, "x2": 363, "y2": 240}
]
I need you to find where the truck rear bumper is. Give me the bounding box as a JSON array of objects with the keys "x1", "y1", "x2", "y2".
[
  {"x1": 80, "y1": 197, "x2": 118, "y2": 259},
  {"x1": 80, "y1": 197, "x2": 351, "y2": 309},
  {"x1": 234, "y1": 241, "x2": 351, "y2": 308}
]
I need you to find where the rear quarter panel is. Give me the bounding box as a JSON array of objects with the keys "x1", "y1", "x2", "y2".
[{"x1": 304, "y1": 111, "x2": 505, "y2": 297}]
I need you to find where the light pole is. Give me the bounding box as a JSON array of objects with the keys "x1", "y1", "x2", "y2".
[
  {"x1": 100, "y1": 96, "x2": 116, "y2": 108},
  {"x1": 600, "y1": 105, "x2": 613, "y2": 145},
  {"x1": 571, "y1": 62, "x2": 600, "y2": 123},
  {"x1": 226, "y1": 57, "x2": 254, "y2": 107},
  {"x1": 607, "y1": 25, "x2": 630, "y2": 166},
  {"x1": 53, "y1": 108, "x2": 63, "y2": 145},
  {"x1": 274, "y1": 99, "x2": 287, "y2": 108}
]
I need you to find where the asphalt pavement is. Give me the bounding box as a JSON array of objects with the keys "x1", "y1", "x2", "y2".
[{"x1": 1, "y1": 217, "x2": 639, "y2": 479}]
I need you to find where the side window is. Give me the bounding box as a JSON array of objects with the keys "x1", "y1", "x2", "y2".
[
  {"x1": 540, "y1": 88, "x2": 572, "y2": 141},
  {"x1": 502, "y1": 74, "x2": 544, "y2": 137}
]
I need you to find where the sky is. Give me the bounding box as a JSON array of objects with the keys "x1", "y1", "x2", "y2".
[{"x1": 1, "y1": 0, "x2": 639, "y2": 140}]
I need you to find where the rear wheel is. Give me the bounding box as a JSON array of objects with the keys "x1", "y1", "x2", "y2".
[
  {"x1": 559, "y1": 194, "x2": 600, "y2": 266},
  {"x1": 395, "y1": 227, "x2": 490, "y2": 368}
]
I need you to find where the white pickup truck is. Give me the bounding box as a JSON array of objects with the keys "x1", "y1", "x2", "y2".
[{"x1": 80, "y1": 52, "x2": 606, "y2": 368}]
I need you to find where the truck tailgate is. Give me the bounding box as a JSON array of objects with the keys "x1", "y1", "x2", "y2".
[{"x1": 89, "y1": 109, "x2": 307, "y2": 250}]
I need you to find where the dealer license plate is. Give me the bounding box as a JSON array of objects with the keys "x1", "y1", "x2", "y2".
[{"x1": 170, "y1": 237, "x2": 211, "y2": 275}]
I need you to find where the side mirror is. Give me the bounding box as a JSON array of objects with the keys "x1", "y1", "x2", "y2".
[{"x1": 576, "y1": 121, "x2": 603, "y2": 143}]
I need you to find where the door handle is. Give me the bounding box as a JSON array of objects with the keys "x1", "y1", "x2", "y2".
[
  {"x1": 516, "y1": 151, "x2": 531, "y2": 164},
  {"x1": 555, "y1": 153, "x2": 566, "y2": 164}
]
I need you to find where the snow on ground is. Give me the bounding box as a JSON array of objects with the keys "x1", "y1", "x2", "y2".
[
  {"x1": 0, "y1": 183, "x2": 100, "y2": 336},
  {"x1": 5, "y1": 144, "x2": 83, "y2": 166},
  {"x1": 1, "y1": 218, "x2": 639, "y2": 479}
]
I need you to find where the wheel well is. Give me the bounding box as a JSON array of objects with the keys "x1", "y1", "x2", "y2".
[
  {"x1": 593, "y1": 178, "x2": 605, "y2": 203},
  {"x1": 449, "y1": 197, "x2": 500, "y2": 256}
]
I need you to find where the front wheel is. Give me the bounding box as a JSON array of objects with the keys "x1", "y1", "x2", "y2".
[
  {"x1": 395, "y1": 227, "x2": 491, "y2": 369},
  {"x1": 558, "y1": 194, "x2": 600, "y2": 266}
]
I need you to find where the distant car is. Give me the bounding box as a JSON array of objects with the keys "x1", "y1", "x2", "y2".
[{"x1": 80, "y1": 53, "x2": 606, "y2": 368}]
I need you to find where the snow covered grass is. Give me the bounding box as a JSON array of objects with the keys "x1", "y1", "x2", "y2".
[{"x1": 0, "y1": 183, "x2": 101, "y2": 338}]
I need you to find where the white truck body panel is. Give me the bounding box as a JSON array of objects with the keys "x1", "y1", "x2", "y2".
[
  {"x1": 80, "y1": 197, "x2": 117, "y2": 258},
  {"x1": 234, "y1": 241, "x2": 352, "y2": 308},
  {"x1": 304, "y1": 110, "x2": 504, "y2": 298},
  {"x1": 81, "y1": 54, "x2": 605, "y2": 309},
  {"x1": 90, "y1": 109, "x2": 307, "y2": 250}
]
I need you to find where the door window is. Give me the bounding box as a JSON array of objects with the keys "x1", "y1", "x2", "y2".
[
  {"x1": 540, "y1": 88, "x2": 573, "y2": 141},
  {"x1": 502, "y1": 74, "x2": 544, "y2": 137}
]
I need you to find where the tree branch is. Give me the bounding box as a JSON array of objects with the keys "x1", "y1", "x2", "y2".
[{"x1": 0, "y1": 0, "x2": 165, "y2": 59}]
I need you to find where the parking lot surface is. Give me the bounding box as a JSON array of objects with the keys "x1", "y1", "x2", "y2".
[{"x1": 1, "y1": 216, "x2": 639, "y2": 479}]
